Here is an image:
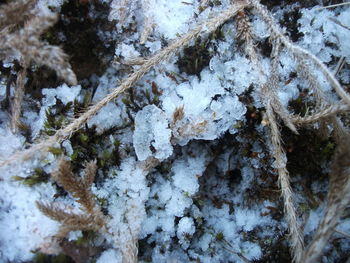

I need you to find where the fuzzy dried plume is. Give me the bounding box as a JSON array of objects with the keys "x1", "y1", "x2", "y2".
[
  {"x1": 265, "y1": 101, "x2": 304, "y2": 263},
  {"x1": 0, "y1": 0, "x2": 37, "y2": 29},
  {"x1": 0, "y1": 0, "x2": 248, "y2": 167},
  {"x1": 0, "y1": 1, "x2": 77, "y2": 85},
  {"x1": 234, "y1": 10, "x2": 298, "y2": 134},
  {"x1": 36, "y1": 159, "x2": 105, "y2": 239}
]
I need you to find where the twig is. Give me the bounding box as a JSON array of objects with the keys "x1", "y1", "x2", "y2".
[
  {"x1": 334, "y1": 229, "x2": 350, "y2": 239},
  {"x1": 292, "y1": 104, "x2": 349, "y2": 125},
  {"x1": 316, "y1": 2, "x2": 350, "y2": 10}
]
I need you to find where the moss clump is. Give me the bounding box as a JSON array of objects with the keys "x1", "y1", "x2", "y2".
[
  {"x1": 12, "y1": 168, "x2": 49, "y2": 186},
  {"x1": 43, "y1": 100, "x2": 73, "y2": 136},
  {"x1": 177, "y1": 27, "x2": 224, "y2": 78},
  {"x1": 34, "y1": 253, "x2": 75, "y2": 263}
]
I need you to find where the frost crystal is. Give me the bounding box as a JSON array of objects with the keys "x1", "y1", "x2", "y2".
[{"x1": 133, "y1": 105, "x2": 173, "y2": 161}]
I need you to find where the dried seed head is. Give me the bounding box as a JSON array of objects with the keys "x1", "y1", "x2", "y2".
[{"x1": 172, "y1": 106, "x2": 185, "y2": 124}]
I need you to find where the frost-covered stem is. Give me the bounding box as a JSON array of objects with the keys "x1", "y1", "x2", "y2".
[
  {"x1": 265, "y1": 102, "x2": 304, "y2": 263},
  {"x1": 268, "y1": 40, "x2": 298, "y2": 134},
  {"x1": 292, "y1": 104, "x2": 349, "y2": 125},
  {"x1": 140, "y1": 0, "x2": 154, "y2": 44},
  {"x1": 237, "y1": 14, "x2": 297, "y2": 134},
  {"x1": 0, "y1": 1, "x2": 247, "y2": 167},
  {"x1": 296, "y1": 59, "x2": 328, "y2": 109},
  {"x1": 10, "y1": 67, "x2": 26, "y2": 133},
  {"x1": 248, "y1": 0, "x2": 350, "y2": 106},
  {"x1": 303, "y1": 140, "x2": 350, "y2": 263}
]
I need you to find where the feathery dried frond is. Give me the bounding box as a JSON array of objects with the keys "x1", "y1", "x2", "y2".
[
  {"x1": 140, "y1": 0, "x2": 154, "y2": 44},
  {"x1": 83, "y1": 159, "x2": 98, "y2": 187},
  {"x1": 0, "y1": 0, "x2": 37, "y2": 29},
  {"x1": 235, "y1": 10, "x2": 252, "y2": 45},
  {"x1": 3, "y1": 14, "x2": 76, "y2": 85},
  {"x1": 235, "y1": 13, "x2": 298, "y2": 134},
  {"x1": 267, "y1": 41, "x2": 298, "y2": 134},
  {"x1": 36, "y1": 201, "x2": 76, "y2": 223},
  {"x1": 120, "y1": 233, "x2": 138, "y2": 263},
  {"x1": 53, "y1": 159, "x2": 97, "y2": 213},
  {"x1": 36, "y1": 159, "x2": 106, "y2": 243},
  {"x1": 256, "y1": 36, "x2": 304, "y2": 261}
]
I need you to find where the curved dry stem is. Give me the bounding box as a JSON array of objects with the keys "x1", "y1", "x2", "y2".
[
  {"x1": 292, "y1": 104, "x2": 349, "y2": 125},
  {"x1": 303, "y1": 138, "x2": 350, "y2": 263},
  {"x1": 249, "y1": 0, "x2": 350, "y2": 106},
  {"x1": 0, "y1": 1, "x2": 247, "y2": 167},
  {"x1": 265, "y1": 102, "x2": 304, "y2": 263}
]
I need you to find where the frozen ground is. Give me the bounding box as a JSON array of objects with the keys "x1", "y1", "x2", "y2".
[{"x1": 0, "y1": 0, "x2": 350, "y2": 262}]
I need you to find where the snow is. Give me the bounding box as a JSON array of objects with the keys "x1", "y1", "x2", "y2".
[
  {"x1": 133, "y1": 105, "x2": 173, "y2": 161},
  {"x1": 148, "y1": 0, "x2": 195, "y2": 39},
  {"x1": 42, "y1": 84, "x2": 81, "y2": 106},
  {"x1": 96, "y1": 249, "x2": 122, "y2": 263},
  {"x1": 177, "y1": 217, "x2": 195, "y2": 249},
  {"x1": 0, "y1": 181, "x2": 59, "y2": 262}
]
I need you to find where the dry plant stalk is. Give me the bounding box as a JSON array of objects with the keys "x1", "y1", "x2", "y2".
[
  {"x1": 265, "y1": 102, "x2": 304, "y2": 263},
  {"x1": 303, "y1": 138, "x2": 350, "y2": 263},
  {"x1": 10, "y1": 67, "x2": 26, "y2": 132},
  {"x1": 0, "y1": 0, "x2": 248, "y2": 167},
  {"x1": 292, "y1": 104, "x2": 349, "y2": 125},
  {"x1": 248, "y1": 0, "x2": 350, "y2": 106},
  {"x1": 235, "y1": 11, "x2": 302, "y2": 261},
  {"x1": 140, "y1": 0, "x2": 154, "y2": 44},
  {"x1": 0, "y1": 0, "x2": 76, "y2": 132},
  {"x1": 235, "y1": 10, "x2": 297, "y2": 134},
  {"x1": 259, "y1": 45, "x2": 303, "y2": 263},
  {"x1": 0, "y1": 1, "x2": 77, "y2": 85},
  {"x1": 36, "y1": 159, "x2": 105, "y2": 239}
]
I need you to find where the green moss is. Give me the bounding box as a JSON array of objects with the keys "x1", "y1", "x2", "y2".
[
  {"x1": 74, "y1": 230, "x2": 97, "y2": 246},
  {"x1": 34, "y1": 252, "x2": 75, "y2": 263},
  {"x1": 216, "y1": 232, "x2": 224, "y2": 241},
  {"x1": 48, "y1": 147, "x2": 64, "y2": 156},
  {"x1": 43, "y1": 100, "x2": 73, "y2": 136},
  {"x1": 177, "y1": 27, "x2": 224, "y2": 77},
  {"x1": 12, "y1": 168, "x2": 49, "y2": 186}
]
